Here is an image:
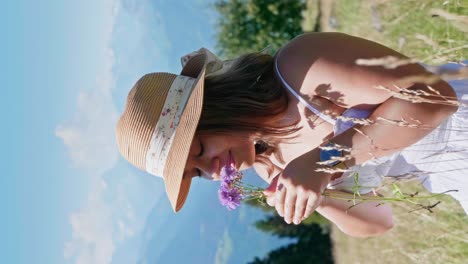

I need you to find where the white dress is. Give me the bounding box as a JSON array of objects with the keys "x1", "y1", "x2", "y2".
[
  {"x1": 327, "y1": 62, "x2": 468, "y2": 214},
  {"x1": 275, "y1": 59, "x2": 468, "y2": 214}
]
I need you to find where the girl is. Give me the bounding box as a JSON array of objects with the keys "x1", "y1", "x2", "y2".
[{"x1": 116, "y1": 32, "x2": 467, "y2": 237}]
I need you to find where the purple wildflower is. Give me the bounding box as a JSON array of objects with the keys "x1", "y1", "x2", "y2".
[
  {"x1": 218, "y1": 165, "x2": 245, "y2": 210},
  {"x1": 220, "y1": 165, "x2": 238, "y2": 181},
  {"x1": 218, "y1": 188, "x2": 243, "y2": 211},
  {"x1": 220, "y1": 165, "x2": 242, "y2": 190},
  {"x1": 221, "y1": 179, "x2": 232, "y2": 190}
]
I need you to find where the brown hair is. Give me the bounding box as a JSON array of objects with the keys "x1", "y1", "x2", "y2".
[{"x1": 196, "y1": 52, "x2": 300, "y2": 175}]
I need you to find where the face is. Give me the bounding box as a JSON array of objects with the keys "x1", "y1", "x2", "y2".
[{"x1": 184, "y1": 132, "x2": 256, "y2": 180}]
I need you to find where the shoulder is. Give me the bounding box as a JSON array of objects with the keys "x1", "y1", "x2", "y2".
[
  {"x1": 275, "y1": 33, "x2": 430, "y2": 107},
  {"x1": 277, "y1": 32, "x2": 402, "y2": 68}
]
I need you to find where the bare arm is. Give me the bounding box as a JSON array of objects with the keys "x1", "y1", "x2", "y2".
[
  {"x1": 316, "y1": 190, "x2": 394, "y2": 238},
  {"x1": 331, "y1": 94, "x2": 457, "y2": 168},
  {"x1": 277, "y1": 32, "x2": 458, "y2": 108},
  {"x1": 278, "y1": 32, "x2": 458, "y2": 165}
]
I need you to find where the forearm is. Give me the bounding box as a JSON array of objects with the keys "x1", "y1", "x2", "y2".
[
  {"x1": 330, "y1": 82, "x2": 458, "y2": 167},
  {"x1": 316, "y1": 190, "x2": 394, "y2": 237}
]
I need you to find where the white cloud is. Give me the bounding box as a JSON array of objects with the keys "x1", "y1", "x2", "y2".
[
  {"x1": 57, "y1": 0, "x2": 122, "y2": 263},
  {"x1": 55, "y1": 48, "x2": 118, "y2": 174},
  {"x1": 118, "y1": 0, "x2": 172, "y2": 72},
  {"x1": 64, "y1": 180, "x2": 115, "y2": 264},
  {"x1": 214, "y1": 229, "x2": 234, "y2": 264},
  {"x1": 55, "y1": 3, "x2": 119, "y2": 175},
  {"x1": 58, "y1": 0, "x2": 178, "y2": 263}
]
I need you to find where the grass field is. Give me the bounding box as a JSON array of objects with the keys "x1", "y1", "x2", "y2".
[
  {"x1": 331, "y1": 180, "x2": 468, "y2": 264},
  {"x1": 302, "y1": 1, "x2": 468, "y2": 263},
  {"x1": 304, "y1": 0, "x2": 467, "y2": 62}
]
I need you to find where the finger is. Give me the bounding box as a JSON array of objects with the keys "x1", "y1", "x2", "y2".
[
  {"x1": 275, "y1": 184, "x2": 286, "y2": 217},
  {"x1": 284, "y1": 191, "x2": 297, "y2": 224},
  {"x1": 303, "y1": 194, "x2": 320, "y2": 220},
  {"x1": 293, "y1": 196, "x2": 307, "y2": 225},
  {"x1": 265, "y1": 176, "x2": 278, "y2": 207},
  {"x1": 263, "y1": 175, "x2": 279, "y2": 196},
  {"x1": 266, "y1": 195, "x2": 275, "y2": 207}
]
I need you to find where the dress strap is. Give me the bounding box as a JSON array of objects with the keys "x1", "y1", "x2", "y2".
[{"x1": 274, "y1": 54, "x2": 337, "y2": 125}]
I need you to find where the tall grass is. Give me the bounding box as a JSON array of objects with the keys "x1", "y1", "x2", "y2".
[{"x1": 321, "y1": 0, "x2": 467, "y2": 62}]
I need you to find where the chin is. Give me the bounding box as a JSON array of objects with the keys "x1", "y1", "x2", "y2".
[
  {"x1": 233, "y1": 145, "x2": 256, "y2": 171},
  {"x1": 238, "y1": 163, "x2": 251, "y2": 171},
  {"x1": 238, "y1": 156, "x2": 255, "y2": 171}
]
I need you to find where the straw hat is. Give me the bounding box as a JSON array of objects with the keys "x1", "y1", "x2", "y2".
[{"x1": 115, "y1": 53, "x2": 208, "y2": 212}]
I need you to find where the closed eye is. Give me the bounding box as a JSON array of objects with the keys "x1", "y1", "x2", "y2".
[
  {"x1": 198, "y1": 141, "x2": 204, "y2": 157},
  {"x1": 194, "y1": 140, "x2": 204, "y2": 177}
]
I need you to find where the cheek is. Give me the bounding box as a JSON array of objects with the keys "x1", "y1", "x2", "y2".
[{"x1": 236, "y1": 139, "x2": 256, "y2": 167}]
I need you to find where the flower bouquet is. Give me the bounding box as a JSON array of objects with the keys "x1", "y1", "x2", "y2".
[{"x1": 217, "y1": 164, "x2": 457, "y2": 213}]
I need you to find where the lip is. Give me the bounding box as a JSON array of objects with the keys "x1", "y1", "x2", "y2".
[
  {"x1": 228, "y1": 150, "x2": 237, "y2": 170},
  {"x1": 208, "y1": 151, "x2": 239, "y2": 180},
  {"x1": 213, "y1": 151, "x2": 234, "y2": 179},
  {"x1": 211, "y1": 159, "x2": 222, "y2": 181}
]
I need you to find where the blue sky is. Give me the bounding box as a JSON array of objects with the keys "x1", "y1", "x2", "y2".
[{"x1": 3, "y1": 1, "x2": 292, "y2": 263}]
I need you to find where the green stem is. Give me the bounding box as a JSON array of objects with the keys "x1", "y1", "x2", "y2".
[{"x1": 322, "y1": 190, "x2": 455, "y2": 203}]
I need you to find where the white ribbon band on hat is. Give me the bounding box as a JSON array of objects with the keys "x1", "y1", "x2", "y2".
[
  {"x1": 145, "y1": 48, "x2": 227, "y2": 178},
  {"x1": 145, "y1": 76, "x2": 196, "y2": 178}
]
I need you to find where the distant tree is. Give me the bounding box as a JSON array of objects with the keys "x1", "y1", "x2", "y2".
[
  {"x1": 255, "y1": 214, "x2": 330, "y2": 239},
  {"x1": 245, "y1": 197, "x2": 330, "y2": 228},
  {"x1": 213, "y1": 0, "x2": 306, "y2": 58},
  {"x1": 248, "y1": 240, "x2": 333, "y2": 264},
  {"x1": 249, "y1": 214, "x2": 333, "y2": 264},
  {"x1": 255, "y1": 214, "x2": 306, "y2": 238},
  {"x1": 244, "y1": 197, "x2": 274, "y2": 213}
]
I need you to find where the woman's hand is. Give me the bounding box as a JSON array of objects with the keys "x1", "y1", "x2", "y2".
[{"x1": 264, "y1": 148, "x2": 333, "y2": 225}]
